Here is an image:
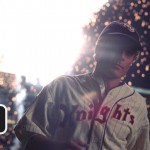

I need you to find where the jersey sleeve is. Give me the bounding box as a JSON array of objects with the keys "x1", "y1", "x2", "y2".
[
  {"x1": 132, "y1": 115, "x2": 150, "y2": 150},
  {"x1": 131, "y1": 97, "x2": 150, "y2": 150},
  {"x1": 14, "y1": 82, "x2": 61, "y2": 146}
]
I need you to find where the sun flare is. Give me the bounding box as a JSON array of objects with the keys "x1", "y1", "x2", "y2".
[{"x1": 0, "y1": 0, "x2": 108, "y2": 85}]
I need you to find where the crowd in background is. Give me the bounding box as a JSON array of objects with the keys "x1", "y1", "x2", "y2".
[{"x1": 0, "y1": 74, "x2": 42, "y2": 150}]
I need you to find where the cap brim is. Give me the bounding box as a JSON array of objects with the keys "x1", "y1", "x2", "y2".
[{"x1": 107, "y1": 33, "x2": 143, "y2": 51}]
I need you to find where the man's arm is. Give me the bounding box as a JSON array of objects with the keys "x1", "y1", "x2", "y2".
[
  {"x1": 132, "y1": 117, "x2": 150, "y2": 150},
  {"x1": 24, "y1": 134, "x2": 89, "y2": 150},
  {"x1": 24, "y1": 134, "x2": 67, "y2": 150}
]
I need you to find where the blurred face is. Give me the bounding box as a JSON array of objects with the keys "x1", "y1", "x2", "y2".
[{"x1": 95, "y1": 36, "x2": 138, "y2": 79}]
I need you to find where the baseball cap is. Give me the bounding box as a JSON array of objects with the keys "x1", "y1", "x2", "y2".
[{"x1": 97, "y1": 21, "x2": 142, "y2": 51}]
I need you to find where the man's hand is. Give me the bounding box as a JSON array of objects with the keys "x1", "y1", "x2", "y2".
[
  {"x1": 25, "y1": 134, "x2": 89, "y2": 150},
  {"x1": 66, "y1": 140, "x2": 89, "y2": 150}
]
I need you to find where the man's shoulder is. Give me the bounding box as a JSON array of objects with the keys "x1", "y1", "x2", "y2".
[
  {"x1": 123, "y1": 84, "x2": 147, "y2": 109},
  {"x1": 123, "y1": 83, "x2": 145, "y2": 100},
  {"x1": 54, "y1": 73, "x2": 90, "y2": 82},
  {"x1": 46, "y1": 73, "x2": 91, "y2": 87}
]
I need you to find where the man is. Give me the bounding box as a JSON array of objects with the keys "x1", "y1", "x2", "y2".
[{"x1": 14, "y1": 21, "x2": 150, "y2": 150}]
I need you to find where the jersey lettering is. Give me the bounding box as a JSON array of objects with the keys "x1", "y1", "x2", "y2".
[
  {"x1": 95, "y1": 106, "x2": 110, "y2": 123},
  {"x1": 59, "y1": 103, "x2": 135, "y2": 126},
  {"x1": 112, "y1": 104, "x2": 122, "y2": 120}
]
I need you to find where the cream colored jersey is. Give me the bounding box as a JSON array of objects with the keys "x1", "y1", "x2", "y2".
[{"x1": 14, "y1": 73, "x2": 150, "y2": 150}]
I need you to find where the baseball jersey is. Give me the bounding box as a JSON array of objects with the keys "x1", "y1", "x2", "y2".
[{"x1": 14, "y1": 73, "x2": 150, "y2": 150}]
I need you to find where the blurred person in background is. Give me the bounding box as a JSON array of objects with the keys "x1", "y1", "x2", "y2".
[{"x1": 14, "y1": 21, "x2": 150, "y2": 150}]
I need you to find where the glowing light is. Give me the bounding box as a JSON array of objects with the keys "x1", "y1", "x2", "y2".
[
  {"x1": 144, "y1": 30, "x2": 148, "y2": 34},
  {"x1": 0, "y1": 0, "x2": 108, "y2": 85},
  {"x1": 11, "y1": 97, "x2": 16, "y2": 102},
  {"x1": 130, "y1": 2, "x2": 134, "y2": 7},
  {"x1": 145, "y1": 65, "x2": 149, "y2": 71},
  {"x1": 145, "y1": 51, "x2": 149, "y2": 55},
  {"x1": 121, "y1": 76, "x2": 125, "y2": 80},
  {"x1": 106, "y1": 3, "x2": 110, "y2": 7},
  {"x1": 128, "y1": 81, "x2": 132, "y2": 86},
  {"x1": 14, "y1": 111, "x2": 18, "y2": 115},
  {"x1": 136, "y1": 63, "x2": 140, "y2": 67},
  {"x1": 141, "y1": 74, "x2": 145, "y2": 78},
  {"x1": 127, "y1": 20, "x2": 132, "y2": 25},
  {"x1": 137, "y1": 69, "x2": 141, "y2": 74},
  {"x1": 144, "y1": 12, "x2": 148, "y2": 16},
  {"x1": 0, "y1": 145, "x2": 3, "y2": 149},
  {"x1": 141, "y1": 52, "x2": 144, "y2": 56},
  {"x1": 0, "y1": 78, "x2": 4, "y2": 85},
  {"x1": 119, "y1": 16, "x2": 123, "y2": 20},
  {"x1": 104, "y1": 21, "x2": 110, "y2": 26},
  {"x1": 138, "y1": 0, "x2": 142, "y2": 4},
  {"x1": 7, "y1": 107, "x2": 11, "y2": 111},
  {"x1": 134, "y1": 13, "x2": 141, "y2": 21}
]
